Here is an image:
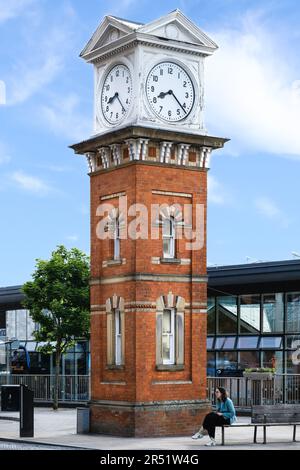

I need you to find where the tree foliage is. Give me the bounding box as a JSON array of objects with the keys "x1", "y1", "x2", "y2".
[{"x1": 22, "y1": 245, "x2": 90, "y2": 408}]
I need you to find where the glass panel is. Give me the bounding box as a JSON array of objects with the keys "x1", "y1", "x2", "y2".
[
  {"x1": 17, "y1": 310, "x2": 27, "y2": 340},
  {"x1": 162, "y1": 335, "x2": 170, "y2": 361},
  {"x1": 215, "y1": 336, "x2": 236, "y2": 349},
  {"x1": 216, "y1": 351, "x2": 238, "y2": 370},
  {"x1": 239, "y1": 351, "x2": 259, "y2": 369},
  {"x1": 64, "y1": 352, "x2": 75, "y2": 375},
  {"x1": 236, "y1": 336, "x2": 259, "y2": 349},
  {"x1": 262, "y1": 293, "x2": 284, "y2": 332},
  {"x1": 259, "y1": 336, "x2": 282, "y2": 349},
  {"x1": 286, "y1": 335, "x2": 300, "y2": 349},
  {"x1": 207, "y1": 351, "x2": 215, "y2": 377},
  {"x1": 76, "y1": 352, "x2": 87, "y2": 375},
  {"x1": 240, "y1": 295, "x2": 261, "y2": 333},
  {"x1": 163, "y1": 310, "x2": 171, "y2": 333},
  {"x1": 163, "y1": 239, "x2": 171, "y2": 257},
  {"x1": 217, "y1": 296, "x2": 238, "y2": 334},
  {"x1": 0, "y1": 342, "x2": 6, "y2": 369},
  {"x1": 25, "y1": 341, "x2": 37, "y2": 352},
  {"x1": 116, "y1": 336, "x2": 122, "y2": 365},
  {"x1": 207, "y1": 337, "x2": 214, "y2": 349},
  {"x1": 0, "y1": 311, "x2": 6, "y2": 329},
  {"x1": 207, "y1": 297, "x2": 216, "y2": 334},
  {"x1": 261, "y1": 350, "x2": 283, "y2": 372},
  {"x1": 286, "y1": 350, "x2": 300, "y2": 374},
  {"x1": 286, "y1": 293, "x2": 300, "y2": 332},
  {"x1": 116, "y1": 310, "x2": 121, "y2": 335},
  {"x1": 114, "y1": 237, "x2": 120, "y2": 259},
  {"x1": 163, "y1": 218, "x2": 173, "y2": 237}
]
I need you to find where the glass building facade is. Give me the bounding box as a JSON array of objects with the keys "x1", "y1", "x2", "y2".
[
  {"x1": 0, "y1": 287, "x2": 89, "y2": 376},
  {"x1": 207, "y1": 260, "x2": 300, "y2": 377}
]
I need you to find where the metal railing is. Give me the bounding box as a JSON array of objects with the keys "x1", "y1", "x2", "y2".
[
  {"x1": 207, "y1": 374, "x2": 300, "y2": 408},
  {"x1": 0, "y1": 374, "x2": 90, "y2": 403},
  {"x1": 1, "y1": 374, "x2": 300, "y2": 408}
]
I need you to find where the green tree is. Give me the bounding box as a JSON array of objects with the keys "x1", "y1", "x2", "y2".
[{"x1": 22, "y1": 245, "x2": 90, "y2": 410}]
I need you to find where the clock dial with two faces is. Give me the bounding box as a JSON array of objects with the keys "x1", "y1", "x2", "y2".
[
  {"x1": 101, "y1": 64, "x2": 133, "y2": 125},
  {"x1": 146, "y1": 62, "x2": 195, "y2": 122}
]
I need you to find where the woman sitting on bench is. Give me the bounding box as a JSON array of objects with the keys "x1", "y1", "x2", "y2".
[{"x1": 192, "y1": 387, "x2": 237, "y2": 446}]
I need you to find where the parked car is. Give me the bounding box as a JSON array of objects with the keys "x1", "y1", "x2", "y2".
[{"x1": 216, "y1": 361, "x2": 245, "y2": 377}]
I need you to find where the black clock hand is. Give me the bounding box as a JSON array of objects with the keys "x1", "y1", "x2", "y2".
[
  {"x1": 169, "y1": 90, "x2": 187, "y2": 114},
  {"x1": 108, "y1": 92, "x2": 117, "y2": 104},
  {"x1": 116, "y1": 94, "x2": 125, "y2": 112},
  {"x1": 158, "y1": 90, "x2": 172, "y2": 99}
]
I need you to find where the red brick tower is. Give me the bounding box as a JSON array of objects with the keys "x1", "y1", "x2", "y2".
[{"x1": 71, "y1": 10, "x2": 228, "y2": 436}]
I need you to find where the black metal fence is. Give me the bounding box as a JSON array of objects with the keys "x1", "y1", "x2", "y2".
[
  {"x1": 207, "y1": 374, "x2": 300, "y2": 409},
  {"x1": 0, "y1": 375, "x2": 90, "y2": 403}
]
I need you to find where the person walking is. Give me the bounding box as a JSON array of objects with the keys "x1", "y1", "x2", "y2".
[{"x1": 192, "y1": 387, "x2": 236, "y2": 446}]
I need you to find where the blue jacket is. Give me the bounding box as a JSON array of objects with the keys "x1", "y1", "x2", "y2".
[{"x1": 216, "y1": 398, "x2": 237, "y2": 424}]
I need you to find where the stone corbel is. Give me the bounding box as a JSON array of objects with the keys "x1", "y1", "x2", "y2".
[
  {"x1": 199, "y1": 147, "x2": 212, "y2": 169},
  {"x1": 85, "y1": 152, "x2": 97, "y2": 172},
  {"x1": 99, "y1": 147, "x2": 111, "y2": 169},
  {"x1": 160, "y1": 141, "x2": 173, "y2": 163},
  {"x1": 177, "y1": 144, "x2": 190, "y2": 165},
  {"x1": 126, "y1": 139, "x2": 142, "y2": 161},
  {"x1": 140, "y1": 139, "x2": 149, "y2": 161},
  {"x1": 110, "y1": 144, "x2": 122, "y2": 166}
]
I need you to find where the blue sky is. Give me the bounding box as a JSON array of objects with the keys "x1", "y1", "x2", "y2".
[{"x1": 0, "y1": 0, "x2": 300, "y2": 286}]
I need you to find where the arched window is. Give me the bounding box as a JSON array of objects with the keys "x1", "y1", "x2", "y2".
[
  {"x1": 106, "y1": 295, "x2": 125, "y2": 366},
  {"x1": 156, "y1": 294, "x2": 185, "y2": 367},
  {"x1": 162, "y1": 308, "x2": 175, "y2": 364},
  {"x1": 162, "y1": 216, "x2": 175, "y2": 259}
]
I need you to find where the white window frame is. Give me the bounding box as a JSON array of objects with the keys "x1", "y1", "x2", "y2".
[
  {"x1": 114, "y1": 309, "x2": 122, "y2": 365},
  {"x1": 162, "y1": 308, "x2": 175, "y2": 364},
  {"x1": 162, "y1": 217, "x2": 175, "y2": 259}
]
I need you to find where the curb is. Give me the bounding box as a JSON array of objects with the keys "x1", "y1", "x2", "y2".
[{"x1": 0, "y1": 436, "x2": 91, "y2": 450}]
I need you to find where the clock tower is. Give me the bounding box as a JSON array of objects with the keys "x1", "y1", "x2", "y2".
[{"x1": 71, "y1": 10, "x2": 228, "y2": 436}]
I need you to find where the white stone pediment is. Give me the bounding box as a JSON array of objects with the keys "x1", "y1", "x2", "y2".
[
  {"x1": 80, "y1": 15, "x2": 142, "y2": 57},
  {"x1": 137, "y1": 10, "x2": 218, "y2": 50},
  {"x1": 80, "y1": 10, "x2": 217, "y2": 59}
]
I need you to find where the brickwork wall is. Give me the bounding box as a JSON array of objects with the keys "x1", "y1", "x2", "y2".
[{"x1": 89, "y1": 161, "x2": 209, "y2": 434}]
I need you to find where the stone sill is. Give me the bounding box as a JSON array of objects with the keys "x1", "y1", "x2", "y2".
[
  {"x1": 160, "y1": 258, "x2": 181, "y2": 264},
  {"x1": 105, "y1": 259, "x2": 123, "y2": 267},
  {"x1": 156, "y1": 364, "x2": 185, "y2": 371},
  {"x1": 105, "y1": 365, "x2": 125, "y2": 371}
]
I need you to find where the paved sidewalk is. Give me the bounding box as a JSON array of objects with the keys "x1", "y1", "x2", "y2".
[{"x1": 0, "y1": 408, "x2": 299, "y2": 450}]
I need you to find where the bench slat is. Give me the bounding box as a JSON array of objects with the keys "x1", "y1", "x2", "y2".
[{"x1": 252, "y1": 404, "x2": 300, "y2": 424}]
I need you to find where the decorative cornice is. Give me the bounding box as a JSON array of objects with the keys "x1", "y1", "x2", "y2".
[
  {"x1": 70, "y1": 126, "x2": 229, "y2": 154},
  {"x1": 90, "y1": 273, "x2": 207, "y2": 285}
]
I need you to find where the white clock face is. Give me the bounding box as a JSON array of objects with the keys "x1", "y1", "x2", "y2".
[
  {"x1": 146, "y1": 62, "x2": 195, "y2": 122},
  {"x1": 101, "y1": 64, "x2": 133, "y2": 125}
]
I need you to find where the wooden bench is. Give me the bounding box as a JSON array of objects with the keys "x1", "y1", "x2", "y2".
[{"x1": 221, "y1": 404, "x2": 300, "y2": 445}]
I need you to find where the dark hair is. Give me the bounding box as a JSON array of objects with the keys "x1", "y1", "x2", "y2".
[{"x1": 215, "y1": 387, "x2": 228, "y2": 402}]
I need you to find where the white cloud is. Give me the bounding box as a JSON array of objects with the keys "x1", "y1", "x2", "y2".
[
  {"x1": 255, "y1": 197, "x2": 280, "y2": 218},
  {"x1": 0, "y1": 80, "x2": 6, "y2": 105},
  {"x1": 6, "y1": 9, "x2": 76, "y2": 105},
  {"x1": 39, "y1": 93, "x2": 91, "y2": 141},
  {"x1": 11, "y1": 171, "x2": 53, "y2": 195},
  {"x1": 0, "y1": 0, "x2": 36, "y2": 23},
  {"x1": 8, "y1": 57, "x2": 62, "y2": 105},
  {"x1": 255, "y1": 196, "x2": 290, "y2": 227},
  {"x1": 0, "y1": 143, "x2": 11, "y2": 165},
  {"x1": 207, "y1": 175, "x2": 230, "y2": 205},
  {"x1": 66, "y1": 235, "x2": 79, "y2": 242},
  {"x1": 206, "y1": 14, "x2": 300, "y2": 158}
]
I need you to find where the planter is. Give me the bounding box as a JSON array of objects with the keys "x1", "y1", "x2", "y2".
[{"x1": 243, "y1": 372, "x2": 274, "y2": 380}]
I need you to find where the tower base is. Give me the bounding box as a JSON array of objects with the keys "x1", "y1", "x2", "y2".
[{"x1": 89, "y1": 400, "x2": 211, "y2": 437}]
